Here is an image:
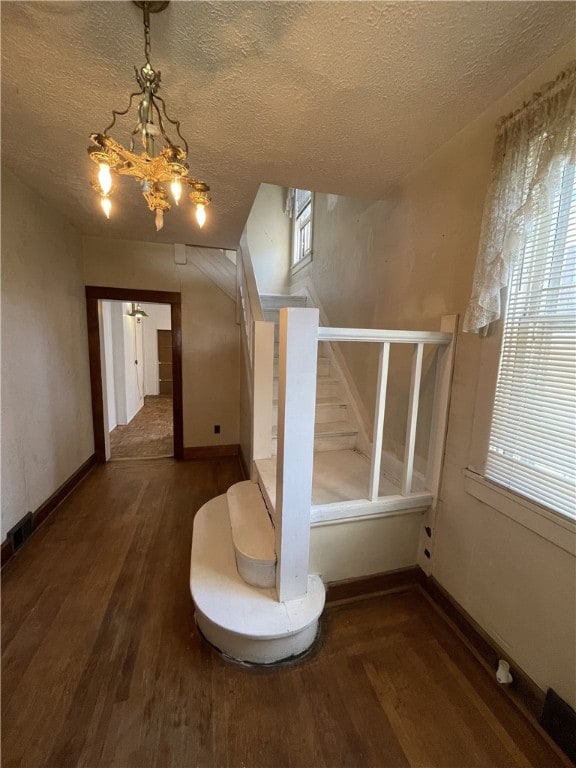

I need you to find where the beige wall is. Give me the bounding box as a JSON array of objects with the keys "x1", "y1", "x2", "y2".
[
  {"x1": 246, "y1": 183, "x2": 290, "y2": 295},
  {"x1": 82, "y1": 237, "x2": 240, "y2": 448},
  {"x1": 1, "y1": 169, "x2": 94, "y2": 540},
  {"x1": 294, "y1": 44, "x2": 576, "y2": 706}
]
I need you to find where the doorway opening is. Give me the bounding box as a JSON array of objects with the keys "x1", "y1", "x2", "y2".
[
  {"x1": 102, "y1": 301, "x2": 174, "y2": 460},
  {"x1": 85, "y1": 287, "x2": 183, "y2": 462}
]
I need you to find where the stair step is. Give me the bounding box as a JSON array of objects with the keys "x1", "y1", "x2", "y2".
[
  {"x1": 227, "y1": 481, "x2": 276, "y2": 589},
  {"x1": 190, "y1": 494, "x2": 325, "y2": 664},
  {"x1": 272, "y1": 421, "x2": 358, "y2": 455},
  {"x1": 273, "y1": 397, "x2": 348, "y2": 425},
  {"x1": 274, "y1": 340, "x2": 330, "y2": 359},
  {"x1": 260, "y1": 294, "x2": 307, "y2": 311},
  {"x1": 273, "y1": 420, "x2": 357, "y2": 438},
  {"x1": 274, "y1": 356, "x2": 331, "y2": 378},
  {"x1": 273, "y1": 377, "x2": 342, "y2": 400}
]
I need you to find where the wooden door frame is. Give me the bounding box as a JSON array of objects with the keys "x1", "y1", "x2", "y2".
[{"x1": 85, "y1": 286, "x2": 183, "y2": 462}]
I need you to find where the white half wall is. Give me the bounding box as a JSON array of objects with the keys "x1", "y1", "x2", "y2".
[
  {"x1": 310, "y1": 513, "x2": 421, "y2": 583},
  {"x1": 1, "y1": 169, "x2": 94, "y2": 541}
]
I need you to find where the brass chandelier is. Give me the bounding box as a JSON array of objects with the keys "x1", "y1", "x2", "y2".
[{"x1": 88, "y1": 0, "x2": 211, "y2": 231}]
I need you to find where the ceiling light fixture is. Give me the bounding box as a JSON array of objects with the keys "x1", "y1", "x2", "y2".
[
  {"x1": 88, "y1": 1, "x2": 211, "y2": 232},
  {"x1": 127, "y1": 302, "x2": 149, "y2": 320}
]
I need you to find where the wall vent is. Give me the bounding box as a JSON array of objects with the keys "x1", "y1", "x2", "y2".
[
  {"x1": 540, "y1": 688, "x2": 576, "y2": 762},
  {"x1": 7, "y1": 512, "x2": 33, "y2": 552}
]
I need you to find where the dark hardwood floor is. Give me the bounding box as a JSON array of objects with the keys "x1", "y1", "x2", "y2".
[{"x1": 1, "y1": 458, "x2": 565, "y2": 768}]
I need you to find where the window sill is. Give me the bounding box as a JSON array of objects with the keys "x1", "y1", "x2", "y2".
[
  {"x1": 291, "y1": 253, "x2": 312, "y2": 277},
  {"x1": 463, "y1": 469, "x2": 575, "y2": 555}
]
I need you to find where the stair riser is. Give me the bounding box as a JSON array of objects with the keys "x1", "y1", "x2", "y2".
[
  {"x1": 273, "y1": 379, "x2": 342, "y2": 400},
  {"x1": 274, "y1": 341, "x2": 330, "y2": 359},
  {"x1": 234, "y1": 552, "x2": 276, "y2": 589},
  {"x1": 273, "y1": 402, "x2": 348, "y2": 424},
  {"x1": 272, "y1": 432, "x2": 357, "y2": 455},
  {"x1": 274, "y1": 357, "x2": 331, "y2": 378},
  {"x1": 195, "y1": 610, "x2": 319, "y2": 665},
  {"x1": 261, "y1": 296, "x2": 307, "y2": 312}
]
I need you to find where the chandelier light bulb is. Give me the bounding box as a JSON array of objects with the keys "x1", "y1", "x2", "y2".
[
  {"x1": 101, "y1": 196, "x2": 112, "y2": 219},
  {"x1": 98, "y1": 163, "x2": 112, "y2": 196},
  {"x1": 171, "y1": 177, "x2": 182, "y2": 205},
  {"x1": 195, "y1": 203, "x2": 206, "y2": 228},
  {"x1": 155, "y1": 208, "x2": 164, "y2": 232}
]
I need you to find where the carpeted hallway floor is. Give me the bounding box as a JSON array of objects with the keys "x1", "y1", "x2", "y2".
[{"x1": 109, "y1": 395, "x2": 173, "y2": 458}]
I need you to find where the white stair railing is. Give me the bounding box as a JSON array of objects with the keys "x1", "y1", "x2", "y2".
[
  {"x1": 317, "y1": 322, "x2": 457, "y2": 500},
  {"x1": 274, "y1": 309, "x2": 457, "y2": 597},
  {"x1": 237, "y1": 244, "x2": 275, "y2": 477}
]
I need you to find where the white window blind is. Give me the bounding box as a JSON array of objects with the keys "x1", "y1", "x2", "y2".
[{"x1": 486, "y1": 162, "x2": 576, "y2": 519}]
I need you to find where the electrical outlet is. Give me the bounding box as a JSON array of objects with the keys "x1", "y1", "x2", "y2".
[{"x1": 214, "y1": 424, "x2": 220, "y2": 434}]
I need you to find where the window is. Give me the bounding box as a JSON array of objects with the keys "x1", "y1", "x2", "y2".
[
  {"x1": 291, "y1": 189, "x2": 313, "y2": 267},
  {"x1": 465, "y1": 63, "x2": 575, "y2": 530},
  {"x1": 485, "y1": 163, "x2": 576, "y2": 519}
]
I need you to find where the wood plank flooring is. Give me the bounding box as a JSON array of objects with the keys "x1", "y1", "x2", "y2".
[
  {"x1": 110, "y1": 395, "x2": 173, "y2": 459},
  {"x1": 1, "y1": 458, "x2": 565, "y2": 768}
]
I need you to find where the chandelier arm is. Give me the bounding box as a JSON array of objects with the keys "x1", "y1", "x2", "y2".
[
  {"x1": 102, "y1": 90, "x2": 145, "y2": 136},
  {"x1": 150, "y1": 98, "x2": 177, "y2": 151},
  {"x1": 153, "y1": 93, "x2": 189, "y2": 155},
  {"x1": 129, "y1": 123, "x2": 142, "y2": 153}
]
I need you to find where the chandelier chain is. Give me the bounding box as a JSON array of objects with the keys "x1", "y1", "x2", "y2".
[{"x1": 143, "y1": 4, "x2": 152, "y2": 65}]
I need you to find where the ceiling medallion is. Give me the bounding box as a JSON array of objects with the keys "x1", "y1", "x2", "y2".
[{"x1": 88, "y1": 1, "x2": 211, "y2": 231}]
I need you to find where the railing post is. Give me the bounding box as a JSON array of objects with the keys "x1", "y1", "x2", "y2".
[
  {"x1": 251, "y1": 319, "x2": 275, "y2": 477},
  {"x1": 369, "y1": 342, "x2": 390, "y2": 501},
  {"x1": 402, "y1": 342, "x2": 424, "y2": 495},
  {"x1": 276, "y1": 307, "x2": 319, "y2": 602},
  {"x1": 426, "y1": 315, "x2": 458, "y2": 499}
]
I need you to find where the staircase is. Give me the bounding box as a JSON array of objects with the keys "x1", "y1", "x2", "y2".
[
  {"x1": 190, "y1": 248, "x2": 455, "y2": 666},
  {"x1": 190, "y1": 480, "x2": 325, "y2": 664},
  {"x1": 261, "y1": 294, "x2": 359, "y2": 455}
]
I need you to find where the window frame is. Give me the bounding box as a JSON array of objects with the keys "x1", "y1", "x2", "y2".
[
  {"x1": 290, "y1": 190, "x2": 314, "y2": 274},
  {"x1": 466, "y1": 168, "x2": 576, "y2": 549}
]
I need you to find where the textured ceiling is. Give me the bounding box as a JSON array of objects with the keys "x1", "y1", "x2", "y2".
[{"x1": 2, "y1": 1, "x2": 574, "y2": 249}]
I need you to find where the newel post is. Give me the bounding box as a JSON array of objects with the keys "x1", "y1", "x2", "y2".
[{"x1": 275, "y1": 307, "x2": 319, "y2": 602}]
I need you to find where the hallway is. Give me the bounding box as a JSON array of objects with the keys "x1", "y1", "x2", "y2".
[
  {"x1": 1, "y1": 459, "x2": 564, "y2": 768},
  {"x1": 109, "y1": 395, "x2": 173, "y2": 459}
]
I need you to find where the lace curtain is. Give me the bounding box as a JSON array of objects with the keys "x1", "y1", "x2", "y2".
[
  {"x1": 464, "y1": 62, "x2": 576, "y2": 333},
  {"x1": 284, "y1": 188, "x2": 295, "y2": 218}
]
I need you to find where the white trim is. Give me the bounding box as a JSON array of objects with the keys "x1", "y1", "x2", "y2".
[
  {"x1": 318, "y1": 328, "x2": 452, "y2": 344},
  {"x1": 311, "y1": 495, "x2": 430, "y2": 526},
  {"x1": 464, "y1": 469, "x2": 576, "y2": 555},
  {"x1": 290, "y1": 252, "x2": 312, "y2": 276}
]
